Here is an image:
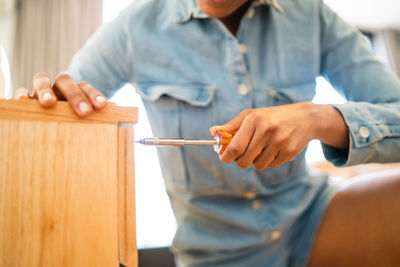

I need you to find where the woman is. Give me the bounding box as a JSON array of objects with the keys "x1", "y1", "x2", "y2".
[{"x1": 16, "y1": 0, "x2": 400, "y2": 266}]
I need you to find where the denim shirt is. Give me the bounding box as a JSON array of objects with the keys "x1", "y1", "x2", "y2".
[{"x1": 67, "y1": 0, "x2": 400, "y2": 265}]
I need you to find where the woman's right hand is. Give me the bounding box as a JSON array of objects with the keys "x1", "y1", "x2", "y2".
[{"x1": 14, "y1": 72, "x2": 108, "y2": 116}]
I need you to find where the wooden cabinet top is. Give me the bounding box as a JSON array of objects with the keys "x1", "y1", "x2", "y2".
[{"x1": 0, "y1": 99, "x2": 138, "y2": 124}]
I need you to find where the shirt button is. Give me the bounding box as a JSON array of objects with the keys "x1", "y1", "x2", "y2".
[
  {"x1": 244, "y1": 191, "x2": 256, "y2": 199},
  {"x1": 238, "y1": 43, "x2": 248, "y2": 54},
  {"x1": 270, "y1": 230, "x2": 281, "y2": 241},
  {"x1": 246, "y1": 8, "x2": 255, "y2": 19},
  {"x1": 238, "y1": 84, "x2": 250, "y2": 95},
  {"x1": 251, "y1": 200, "x2": 262, "y2": 210},
  {"x1": 359, "y1": 126, "x2": 370, "y2": 138}
]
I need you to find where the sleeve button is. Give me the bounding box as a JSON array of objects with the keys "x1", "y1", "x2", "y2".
[
  {"x1": 359, "y1": 126, "x2": 370, "y2": 138},
  {"x1": 238, "y1": 84, "x2": 250, "y2": 95}
]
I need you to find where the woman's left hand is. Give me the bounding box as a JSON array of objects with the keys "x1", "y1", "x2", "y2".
[{"x1": 210, "y1": 102, "x2": 349, "y2": 170}]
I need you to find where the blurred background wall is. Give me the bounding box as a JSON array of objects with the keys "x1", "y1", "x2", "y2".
[
  {"x1": 324, "y1": 0, "x2": 400, "y2": 75},
  {"x1": 0, "y1": 0, "x2": 15, "y2": 59},
  {"x1": 0, "y1": 0, "x2": 15, "y2": 98},
  {"x1": 0, "y1": 0, "x2": 102, "y2": 97}
]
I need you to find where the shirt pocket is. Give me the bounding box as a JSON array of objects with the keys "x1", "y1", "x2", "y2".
[
  {"x1": 135, "y1": 82, "x2": 226, "y2": 192},
  {"x1": 267, "y1": 80, "x2": 316, "y2": 106}
]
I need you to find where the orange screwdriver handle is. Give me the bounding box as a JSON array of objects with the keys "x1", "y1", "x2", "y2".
[{"x1": 214, "y1": 130, "x2": 236, "y2": 155}]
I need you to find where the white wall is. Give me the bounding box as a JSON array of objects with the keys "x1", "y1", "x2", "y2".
[
  {"x1": 0, "y1": 0, "x2": 16, "y2": 97},
  {"x1": 0, "y1": 0, "x2": 15, "y2": 57},
  {"x1": 325, "y1": 0, "x2": 400, "y2": 31}
]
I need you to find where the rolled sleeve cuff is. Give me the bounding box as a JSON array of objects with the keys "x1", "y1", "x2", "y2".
[{"x1": 321, "y1": 102, "x2": 386, "y2": 167}]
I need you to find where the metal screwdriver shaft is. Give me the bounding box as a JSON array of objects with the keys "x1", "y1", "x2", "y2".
[{"x1": 135, "y1": 138, "x2": 218, "y2": 146}]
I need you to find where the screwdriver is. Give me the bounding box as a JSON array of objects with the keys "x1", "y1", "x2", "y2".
[{"x1": 135, "y1": 130, "x2": 236, "y2": 154}]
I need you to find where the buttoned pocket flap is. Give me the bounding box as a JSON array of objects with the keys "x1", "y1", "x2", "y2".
[
  {"x1": 269, "y1": 80, "x2": 316, "y2": 104},
  {"x1": 135, "y1": 83, "x2": 216, "y2": 107}
]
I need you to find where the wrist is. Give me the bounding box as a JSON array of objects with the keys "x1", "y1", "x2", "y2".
[
  {"x1": 314, "y1": 104, "x2": 349, "y2": 148},
  {"x1": 313, "y1": 104, "x2": 331, "y2": 140},
  {"x1": 305, "y1": 102, "x2": 326, "y2": 141}
]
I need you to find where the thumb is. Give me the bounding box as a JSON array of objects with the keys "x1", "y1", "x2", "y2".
[{"x1": 209, "y1": 110, "x2": 248, "y2": 136}]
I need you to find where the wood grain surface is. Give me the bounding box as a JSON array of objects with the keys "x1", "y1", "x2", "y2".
[
  {"x1": 0, "y1": 99, "x2": 138, "y2": 124},
  {"x1": 0, "y1": 119, "x2": 120, "y2": 266},
  {"x1": 118, "y1": 127, "x2": 138, "y2": 267}
]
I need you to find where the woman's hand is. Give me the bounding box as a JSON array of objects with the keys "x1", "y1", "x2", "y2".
[
  {"x1": 14, "y1": 72, "x2": 108, "y2": 116},
  {"x1": 210, "y1": 102, "x2": 349, "y2": 170}
]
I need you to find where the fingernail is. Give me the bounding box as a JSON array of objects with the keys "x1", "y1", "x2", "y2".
[
  {"x1": 43, "y1": 92, "x2": 53, "y2": 101},
  {"x1": 78, "y1": 102, "x2": 90, "y2": 113},
  {"x1": 15, "y1": 92, "x2": 27, "y2": 98},
  {"x1": 96, "y1": 95, "x2": 106, "y2": 104}
]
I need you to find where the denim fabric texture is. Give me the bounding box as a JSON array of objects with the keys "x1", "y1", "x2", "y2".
[{"x1": 67, "y1": 0, "x2": 400, "y2": 266}]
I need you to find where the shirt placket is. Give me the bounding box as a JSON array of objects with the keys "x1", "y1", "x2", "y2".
[{"x1": 217, "y1": 13, "x2": 255, "y2": 111}]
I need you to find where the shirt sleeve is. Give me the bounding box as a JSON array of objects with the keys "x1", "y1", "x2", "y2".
[
  {"x1": 319, "y1": 1, "x2": 400, "y2": 166},
  {"x1": 66, "y1": 9, "x2": 133, "y2": 99}
]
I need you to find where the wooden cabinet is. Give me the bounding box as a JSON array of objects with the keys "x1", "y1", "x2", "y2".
[{"x1": 0, "y1": 99, "x2": 138, "y2": 267}]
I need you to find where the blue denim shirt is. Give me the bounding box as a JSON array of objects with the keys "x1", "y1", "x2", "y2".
[{"x1": 68, "y1": 0, "x2": 400, "y2": 265}]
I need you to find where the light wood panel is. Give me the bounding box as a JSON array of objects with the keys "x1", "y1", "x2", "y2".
[
  {"x1": 0, "y1": 99, "x2": 138, "y2": 124},
  {"x1": 0, "y1": 119, "x2": 120, "y2": 266},
  {"x1": 118, "y1": 127, "x2": 138, "y2": 267}
]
